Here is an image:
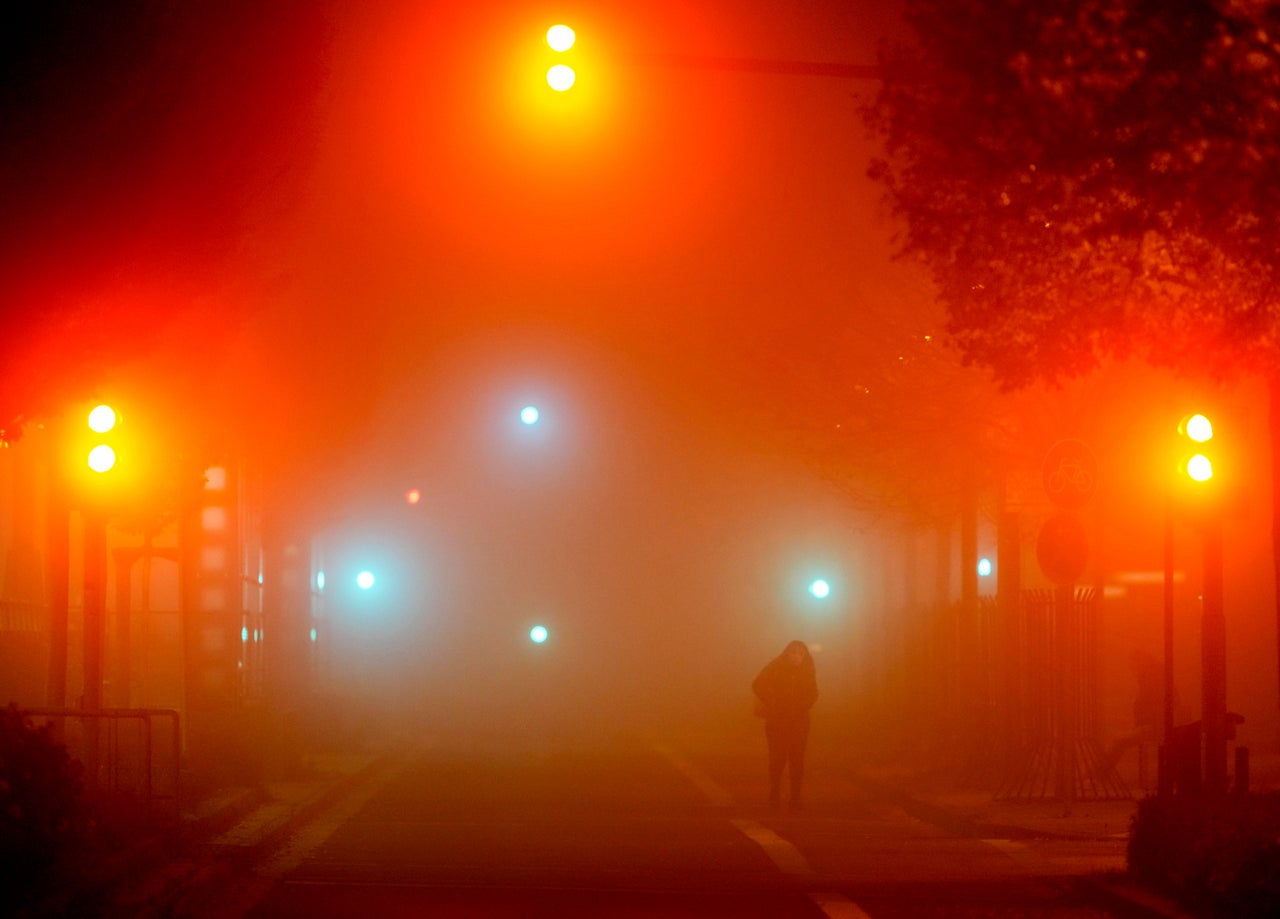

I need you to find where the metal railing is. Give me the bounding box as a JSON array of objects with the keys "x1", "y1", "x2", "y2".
[{"x1": 21, "y1": 707, "x2": 181, "y2": 815}]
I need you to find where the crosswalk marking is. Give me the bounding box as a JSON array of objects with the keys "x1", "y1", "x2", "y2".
[{"x1": 656, "y1": 743, "x2": 874, "y2": 919}]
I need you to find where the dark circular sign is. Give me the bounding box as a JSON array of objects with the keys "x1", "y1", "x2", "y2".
[
  {"x1": 1036, "y1": 512, "x2": 1089, "y2": 585},
  {"x1": 1042, "y1": 439, "x2": 1098, "y2": 509}
]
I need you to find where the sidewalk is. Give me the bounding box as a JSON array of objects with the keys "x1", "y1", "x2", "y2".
[
  {"x1": 33, "y1": 749, "x2": 388, "y2": 918},
  {"x1": 191, "y1": 750, "x2": 388, "y2": 852},
  {"x1": 851, "y1": 747, "x2": 1280, "y2": 919}
]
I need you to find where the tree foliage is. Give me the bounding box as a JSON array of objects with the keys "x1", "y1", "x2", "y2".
[{"x1": 866, "y1": 0, "x2": 1280, "y2": 390}]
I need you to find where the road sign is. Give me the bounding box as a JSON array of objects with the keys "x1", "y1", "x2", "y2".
[
  {"x1": 1036, "y1": 512, "x2": 1089, "y2": 585},
  {"x1": 1042, "y1": 439, "x2": 1097, "y2": 509}
]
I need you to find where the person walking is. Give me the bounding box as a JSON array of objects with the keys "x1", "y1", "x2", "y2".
[{"x1": 752, "y1": 640, "x2": 818, "y2": 810}]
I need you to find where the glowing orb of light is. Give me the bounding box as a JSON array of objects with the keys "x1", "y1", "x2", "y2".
[
  {"x1": 406, "y1": 488, "x2": 422, "y2": 505},
  {"x1": 530, "y1": 625, "x2": 549, "y2": 644},
  {"x1": 808, "y1": 579, "x2": 831, "y2": 600},
  {"x1": 1187, "y1": 453, "x2": 1213, "y2": 482},
  {"x1": 87, "y1": 444, "x2": 116, "y2": 473},
  {"x1": 356, "y1": 571, "x2": 375, "y2": 590},
  {"x1": 546, "y1": 24, "x2": 575, "y2": 52},
  {"x1": 1184, "y1": 413, "x2": 1213, "y2": 443},
  {"x1": 87, "y1": 404, "x2": 117, "y2": 433},
  {"x1": 977, "y1": 557, "x2": 993, "y2": 577},
  {"x1": 520, "y1": 405, "x2": 540, "y2": 425},
  {"x1": 546, "y1": 64, "x2": 575, "y2": 92}
]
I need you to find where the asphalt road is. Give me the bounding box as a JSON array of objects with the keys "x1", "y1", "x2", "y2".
[{"x1": 190, "y1": 734, "x2": 1135, "y2": 918}]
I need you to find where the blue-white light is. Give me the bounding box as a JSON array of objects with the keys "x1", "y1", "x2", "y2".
[
  {"x1": 977, "y1": 557, "x2": 993, "y2": 577},
  {"x1": 530, "y1": 624, "x2": 549, "y2": 643},
  {"x1": 808, "y1": 579, "x2": 831, "y2": 600},
  {"x1": 520, "y1": 405, "x2": 540, "y2": 425},
  {"x1": 356, "y1": 570, "x2": 375, "y2": 590}
]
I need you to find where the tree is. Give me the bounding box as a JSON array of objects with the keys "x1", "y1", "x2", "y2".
[{"x1": 865, "y1": 0, "x2": 1280, "y2": 719}]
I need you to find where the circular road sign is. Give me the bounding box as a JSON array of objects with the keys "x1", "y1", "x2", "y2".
[
  {"x1": 1042, "y1": 439, "x2": 1098, "y2": 509},
  {"x1": 1036, "y1": 512, "x2": 1089, "y2": 585}
]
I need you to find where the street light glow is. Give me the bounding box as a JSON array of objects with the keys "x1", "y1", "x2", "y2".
[
  {"x1": 356, "y1": 570, "x2": 375, "y2": 590},
  {"x1": 808, "y1": 578, "x2": 831, "y2": 599},
  {"x1": 977, "y1": 557, "x2": 993, "y2": 577},
  {"x1": 520, "y1": 405, "x2": 540, "y2": 425},
  {"x1": 530, "y1": 624, "x2": 549, "y2": 643}
]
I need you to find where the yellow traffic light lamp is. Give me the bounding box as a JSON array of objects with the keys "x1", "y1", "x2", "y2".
[
  {"x1": 1179, "y1": 413, "x2": 1213, "y2": 482},
  {"x1": 546, "y1": 23, "x2": 576, "y2": 91},
  {"x1": 86, "y1": 404, "x2": 118, "y2": 473},
  {"x1": 547, "y1": 24, "x2": 575, "y2": 52}
]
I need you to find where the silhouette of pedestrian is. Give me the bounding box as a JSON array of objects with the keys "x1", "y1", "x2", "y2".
[
  {"x1": 1100, "y1": 649, "x2": 1163, "y2": 788},
  {"x1": 752, "y1": 640, "x2": 818, "y2": 810}
]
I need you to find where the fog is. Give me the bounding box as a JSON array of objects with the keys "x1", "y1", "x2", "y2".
[{"x1": 3, "y1": 0, "x2": 1279, "y2": 780}]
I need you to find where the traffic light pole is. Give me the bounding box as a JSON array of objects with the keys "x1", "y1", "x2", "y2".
[
  {"x1": 1201, "y1": 516, "x2": 1228, "y2": 794},
  {"x1": 1160, "y1": 493, "x2": 1175, "y2": 797},
  {"x1": 83, "y1": 511, "x2": 108, "y2": 787}
]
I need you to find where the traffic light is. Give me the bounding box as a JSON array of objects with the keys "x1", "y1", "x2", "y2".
[
  {"x1": 1178, "y1": 412, "x2": 1214, "y2": 483},
  {"x1": 545, "y1": 23, "x2": 576, "y2": 91},
  {"x1": 85, "y1": 404, "x2": 118, "y2": 473}
]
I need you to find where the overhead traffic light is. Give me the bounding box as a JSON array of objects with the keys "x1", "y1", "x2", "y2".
[
  {"x1": 545, "y1": 24, "x2": 576, "y2": 91},
  {"x1": 85, "y1": 404, "x2": 118, "y2": 473},
  {"x1": 1179, "y1": 412, "x2": 1214, "y2": 483}
]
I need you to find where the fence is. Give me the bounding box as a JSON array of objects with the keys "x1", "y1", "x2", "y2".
[{"x1": 21, "y1": 707, "x2": 181, "y2": 816}]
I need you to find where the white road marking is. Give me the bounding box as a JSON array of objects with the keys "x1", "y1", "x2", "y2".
[
  {"x1": 204, "y1": 762, "x2": 405, "y2": 917},
  {"x1": 982, "y1": 837, "x2": 1048, "y2": 872},
  {"x1": 656, "y1": 743, "x2": 874, "y2": 919},
  {"x1": 653, "y1": 743, "x2": 734, "y2": 807},
  {"x1": 259, "y1": 764, "x2": 402, "y2": 877}
]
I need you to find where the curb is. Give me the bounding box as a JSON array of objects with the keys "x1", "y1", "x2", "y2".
[{"x1": 851, "y1": 772, "x2": 1191, "y2": 919}]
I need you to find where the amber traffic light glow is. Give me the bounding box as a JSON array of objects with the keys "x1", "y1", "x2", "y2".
[
  {"x1": 1179, "y1": 412, "x2": 1214, "y2": 483},
  {"x1": 546, "y1": 24, "x2": 576, "y2": 90},
  {"x1": 86, "y1": 404, "x2": 118, "y2": 473}
]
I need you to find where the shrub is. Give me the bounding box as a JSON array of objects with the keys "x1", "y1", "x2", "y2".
[
  {"x1": 0, "y1": 705, "x2": 90, "y2": 900},
  {"x1": 1129, "y1": 792, "x2": 1280, "y2": 917}
]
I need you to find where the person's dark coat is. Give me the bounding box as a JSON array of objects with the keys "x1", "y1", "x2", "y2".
[{"x1": 752, "y1": 640, "x2": 818, "y2": 725}]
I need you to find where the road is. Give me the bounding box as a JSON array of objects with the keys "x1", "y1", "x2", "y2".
[{"x1": 184, "y1": 734, "x2": 1135, "y2": 918}]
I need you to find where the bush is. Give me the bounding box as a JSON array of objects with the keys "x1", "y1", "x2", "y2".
[
  {"x1": 1129, "y1": 792, "x2": 1280, "y2": 917},
  {"x1": 0, "y1": 705, "x2": 91, "y2": 901}
]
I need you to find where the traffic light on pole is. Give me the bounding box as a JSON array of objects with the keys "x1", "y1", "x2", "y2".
[
  {"x1": 1178, "y1": 413, "x2": 1214, "y2": 484},
  {"x1": 86, "y1": 404, "x2": 118, "y2": 474},
  {"x1": 546, "y1": 24, "x2": 576, "y2": 91}
]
